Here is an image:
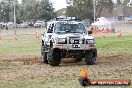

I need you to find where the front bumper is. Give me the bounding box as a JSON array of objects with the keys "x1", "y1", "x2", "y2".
[
  {"x1": 60, "y1": 48, "x2": 97, "y2": 58},
  {"x1": 53, "y1": 44, "x2": 96, "y2": 50}
]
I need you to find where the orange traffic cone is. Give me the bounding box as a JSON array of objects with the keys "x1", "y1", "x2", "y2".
[
  {"x1": 81, "y1": 68, "x2": 89, "y2": 78},
  {"x1": 102, "y1": 30, "x2": 105, "y2": 38},
  {"x1": 35, "y1": 31, "x2": 39, "y2": 39},
  {"x1": 84, "y1": 71, "x2": 88, "y2": 78},
  {"x1": 37, "y1": 33, "x2": 39, "y2": 39},
  {"x1": 118, "y1": 30, "x2": 122, "y2": 38},
  {"x1": 14, "y1": 35, "x2": 17, "y2": 40},
  {"x1": 81, "y1": 68, "x2": 85, "y2": 77}
]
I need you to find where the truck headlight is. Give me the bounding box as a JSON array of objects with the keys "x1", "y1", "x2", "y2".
[
  {"x1": 58, "y1": 38, "x2": 66, "y2": 43},
  {"x1": 86, "y1": 39, "x2": 95, "y2": 44},
  {"x1": 70, "y1": 39, "x2": 74, "y2": 44},
  {"x1": 79, "y1": 39, "x2": 83, "y2": 44}
]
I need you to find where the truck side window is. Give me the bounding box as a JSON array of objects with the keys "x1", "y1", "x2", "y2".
[{"x1": 47, "y1": 23, "x2": 54, "y2": 33}]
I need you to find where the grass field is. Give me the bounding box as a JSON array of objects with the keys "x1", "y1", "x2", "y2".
[
  {"x1": 0, "y1": 35, "x2": 132, "y2": 56},
  {"x1": 96, "y1": 36, "x2": 132, "y2": 56},
  {"x1": 0, "y1": 35, "x2": 132, "y2": 88},
  {"x1": 0, "y1": 35, "x2": 41, "y2": 55}
]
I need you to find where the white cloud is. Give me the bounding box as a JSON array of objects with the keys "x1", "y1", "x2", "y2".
[
  {"x1": 49, "y1": 0, "x2": 66, "y2": 10},
  {"x1": 18, "y1": 0, "x2": 22, "y2": 3}
]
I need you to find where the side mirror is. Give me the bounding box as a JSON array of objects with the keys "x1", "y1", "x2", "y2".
[
  {"x1": 42, "y1": 32, "x2": 45, "y2": 36},
  {"x1": 42, "y1": 34, "x2": 44, "y2": 36},
  {"x1": 88, "y1": 31, "x2": 92, "y2": 35},
  {"x1": 47, "y1": 28, "x2": 53, "y2": 33},
  {"x1": 48, "y1": 29, "x2": 53, "y2": 33}
]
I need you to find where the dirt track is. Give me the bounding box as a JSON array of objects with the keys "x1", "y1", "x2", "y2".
[
  {"x1": 0, "y1": 55, "x2": 132, "y2": 82},
  {"x1": 0, "y1": 24, "x2": 132, "y2": 86}
]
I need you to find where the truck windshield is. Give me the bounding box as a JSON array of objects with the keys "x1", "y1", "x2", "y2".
[{"x1": 55, "y1": 23, "x2": 85, "y2": 34}]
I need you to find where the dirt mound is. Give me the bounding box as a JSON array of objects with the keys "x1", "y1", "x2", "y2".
[
  {"x1": 97, "y1": 55, "x2": 132, "y2": 63},
  {"x1": 0, "y1": 55, "x2": 132, "y2": 83},
  {"x1": 0, "y1": 55, "x2": 132, "y2": 65},
  {"x1": 0, "y1": 55, "x2": 41, "y2": 65}
]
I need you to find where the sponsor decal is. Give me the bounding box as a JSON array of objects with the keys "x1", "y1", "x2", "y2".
[{"x1": 79, "y1": 68, "x2": 131, "y2": 86}]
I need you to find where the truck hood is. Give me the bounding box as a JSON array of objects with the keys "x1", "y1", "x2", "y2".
[
  {"x1": 52, "y1": 33, "x2": 94, "y2": 40},
  {"x1": 34, "y1": 23, "x2": 42, "y2": 25}
]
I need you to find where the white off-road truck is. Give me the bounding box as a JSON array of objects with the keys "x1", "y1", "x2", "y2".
[{"x1": 41, "y1": 20, "x2": 97, "y2": 66}]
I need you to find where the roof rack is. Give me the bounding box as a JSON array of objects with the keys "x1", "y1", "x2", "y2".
[{"x1": 55, "y1": 17, "x2": 80, "y2": 21}]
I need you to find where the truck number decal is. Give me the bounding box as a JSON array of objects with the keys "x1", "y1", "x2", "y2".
[{"x1": 72, "y1": 44, "x2": 80, "y2": 48}]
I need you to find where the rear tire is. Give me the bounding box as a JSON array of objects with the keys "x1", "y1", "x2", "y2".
[
  {"x1": 41, "y1": 46, "x2": 48, "y2": 64},
  {"x1": 85, "y1": 49, "x2": 97, "y2": 65},
  {"x1": 47, "y1": 48, "x2": 61, "y2": 66}
]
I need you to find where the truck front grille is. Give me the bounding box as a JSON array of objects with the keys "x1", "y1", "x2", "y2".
[
  {"x1": 69, "y1": 39, "x2": 79, "y2": 44},
  {"x1": 69, "y1": 38, "x2": 85, "y2": 44},
  {"x1": 57, "y1": 38, "x2": 85, "y2": 44}
]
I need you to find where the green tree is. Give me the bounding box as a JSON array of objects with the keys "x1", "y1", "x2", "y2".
[
  {"x1": 18, "y1": 0, "x2": 56, "y2": 22},
  {"x1": 117, "y1": 0, "x2": 130, "y2": 5},
  {"x1": 0, "y1": 0, "x2": 56, "y2": 23},
  {"x1": 66, "y1": 6, "x2": 76, "y2": 17},
  {"x1": 75, "y1": 0, "x2": 93, "y2": 19},
  {"x1": 66, "y1": 0, "x2": 93, "y2": 20},
  {"x1": 96, "y1": 0, "x2": 114, "y2": 17},
  {"x1": 66, "y1": 0, "x2": 114, "y2": 20},
  {"x1": 0, "y1": 0, "x2": 19, "y2": 22},
  {"x1": 38, "y1": 0, "x2": 56, "y2": 21},
  {"x1": 18, "y1": 0, "x2": 39, "y2": 21}
]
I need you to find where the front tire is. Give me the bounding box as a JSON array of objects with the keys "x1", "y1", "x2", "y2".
[
  {"x1": 85, "y1": 49, "x2": 97, "y2": 65},
  {"x1": 47, "y1": 48, "x2": 61, "y2": 66},
  {"x1": 41, "y1": 46, "x2": 48, "y2": 64}
]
